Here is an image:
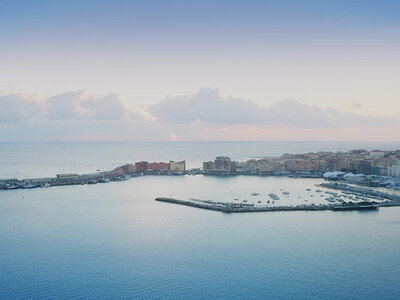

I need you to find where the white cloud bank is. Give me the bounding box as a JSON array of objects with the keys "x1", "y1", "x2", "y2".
[
  {"x1": 0, "y1": 91, "x2": 133, "y2": 122},
  {"x1": 150, "y1": 88, "x2": 399, "y2": 128},
  {"x1": 0, "y1": 88, "x2": 399, "y2": 142},
  {"x1": 0, "y1": 95, "x2": 41, "y2": 122}
]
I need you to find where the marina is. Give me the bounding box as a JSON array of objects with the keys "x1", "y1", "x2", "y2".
[{"x1": 153, "y1": 175, "x2": 400, "y2": 213}]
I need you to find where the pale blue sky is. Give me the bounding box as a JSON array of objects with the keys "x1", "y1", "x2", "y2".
[{"x1": 0, "y1": 1, "x2": 399, "y2": 141}]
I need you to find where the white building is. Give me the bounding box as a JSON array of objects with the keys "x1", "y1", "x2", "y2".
[
  {"x1": 343, "y1": 173, "x2": 366, "y2": 183},
  {"x1": 387, "y1": 165, "x2": 400, "y2": 177}
]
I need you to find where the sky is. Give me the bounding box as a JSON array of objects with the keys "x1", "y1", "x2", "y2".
[{"x1": 0, "y1": 0, "x2": 399, "y2": 142}]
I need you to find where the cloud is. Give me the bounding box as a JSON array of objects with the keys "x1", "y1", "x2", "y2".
[
  {"x1": 149, "y1": 88, "x2": 260, "y2": 124},
  {"x1": 47, "y1": 91, "x2": 130, "y2": 120},
  {"x1": 149, "y1": 88, "x2": 399, "y2": 129},
  {"x1": 46, "y1": 91, "x2": 86, "y2": 120},
  {"x1": 261, "y1": 99, "x2": 330, "y2": 127},
  {"x1": 81, "y1": 94, "x2": 126, "y2": 120},
  {"x1": 0, "y1": 95, "x2": 41, "y2": 123},
  {"x1": 0, "y1": 91, "x2": 133, "y2": 123},
  {"x1": 149, "y1": 89, "x2": 334, "y2": 126},
  {"x1": 0, "y1": 88, "x2": 399, "y2": 142}
]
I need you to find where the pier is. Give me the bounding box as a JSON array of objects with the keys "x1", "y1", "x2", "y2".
[{"x1": 154, "y1": 197, "x2": 396, "y2": 213}]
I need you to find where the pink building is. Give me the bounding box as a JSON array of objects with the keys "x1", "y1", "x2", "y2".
[
  {"x1": 147, "y1": 162, "x2": 170, "y2": 171},
  {"x1": 135, "y1": 161, "x2": 148, "y2": 172}
]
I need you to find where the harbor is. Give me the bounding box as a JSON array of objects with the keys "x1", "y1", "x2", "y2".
[{"x1": 154, "y1": 176, "x2": 400, "y2": 213}]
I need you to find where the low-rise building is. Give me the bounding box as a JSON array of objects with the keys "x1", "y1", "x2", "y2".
[
  {"x1": 170, "y1": 161, "x2": 185, "y2": 172},
  {"x1": 121, "y1": 164, "x2": 136, "y2": 174},
  {"x1": 285, "y1": 159, "x2": 297, "y2": 171},
  {"x1": 203, "y1": 161, "x2": 215, "y2": 173},
  {"x1": 135, "y1": 161, "x2": 148, "y2": 172},
  {"x1": 147, "y1": 162, "x2": 170, "y2": 171},
  {"x1": 114, "y1": 167, "x2": 124, "y2": 175},
  {"x1": 234, "y1": 161, "x2": 246, "y2": 173},
  {"x1": 370, "y1": 150, "x2": 385, "y2": 159},
  {"x1": 56, "y1": 173, "x2": 79, "y2": 179}
]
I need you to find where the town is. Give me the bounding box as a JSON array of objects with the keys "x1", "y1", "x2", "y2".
[
  {"x1": 203, "y1": 149, "x2": 400, "y2": 177},
  {"x1": 1, "y1": 149, "x2": 400, "y2": 190}
]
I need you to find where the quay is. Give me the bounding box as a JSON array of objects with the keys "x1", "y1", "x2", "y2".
[
  {"x1": 154, "y1": 197, "x2": 394, "y2": 213},
  {"x1": 318, "y1": 182, "x2": 400, "y2": 202}
]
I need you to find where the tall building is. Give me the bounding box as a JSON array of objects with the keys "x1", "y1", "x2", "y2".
[{"x1": 214, "y1": 156, "x2": 231, "y2": 172}]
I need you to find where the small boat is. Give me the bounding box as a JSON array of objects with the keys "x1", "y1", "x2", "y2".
[
  {"x1": 269, "y1": 193, "x2": 280, "y2": 200},
  {"x1": 42, "y1": 182, "x2": 51, "y2": 188},
  {"x1": 6, "y1": 184, "x2": 20, "y2": 190},
  {"x1": 306, "y1": 188, "x2": 311, "y2": 191},
  {"x1": 282, "y1": 184, "x2": 289, "y2": 195},
  {"x1": 251, "y1": 186, "x2": 259, "y2": 196},
  {"x1": 257, "y1": 201, "x2": 261, "y2": 203},
  {"x1": 267, "y1": 200, "x2": 270, "y2": 203},
  {"x1": 22, "y1": 183, "x2": 37, "y2": 189}
]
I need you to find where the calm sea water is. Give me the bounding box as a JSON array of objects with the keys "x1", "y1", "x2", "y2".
[{"x1": 1, "y1": 142, "x2": 400, "y2": 299}]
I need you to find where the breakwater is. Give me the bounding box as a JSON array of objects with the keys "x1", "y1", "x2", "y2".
[{"x1": 155, "y1": 197, "x2": 393, "y2": 213}]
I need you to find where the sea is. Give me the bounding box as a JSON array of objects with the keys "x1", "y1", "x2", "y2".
[{"x1": 1, "y1": 142, "x2": 400, "y2": 299}]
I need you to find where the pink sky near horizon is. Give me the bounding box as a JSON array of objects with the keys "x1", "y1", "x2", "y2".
[{"x1": 0, "y1": 88, "x2": 399, "y2": 143}]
